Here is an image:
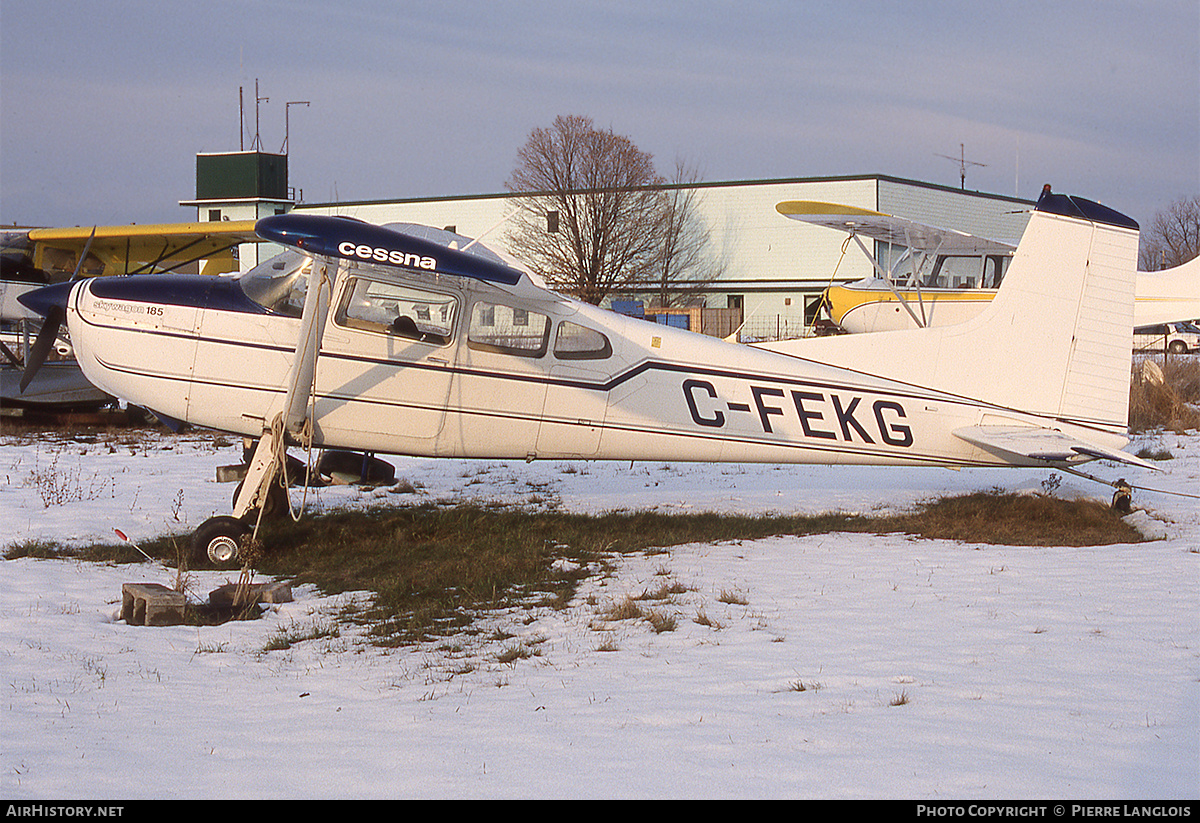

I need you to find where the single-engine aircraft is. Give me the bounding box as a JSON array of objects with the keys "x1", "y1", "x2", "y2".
[
  {"x1": 775, "y1": 194, "x2": 1200, "y2": 334},
  {"x1": 19, "y1": 188, "x2": 1155, "y2": 566},
  {"x1": 2, "y1": 221, "x2": 261, "y2": 408}
]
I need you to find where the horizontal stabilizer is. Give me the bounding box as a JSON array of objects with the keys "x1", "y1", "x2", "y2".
[{"x1": 954, "y1": 426, "x2": 1159, "y2": 471}]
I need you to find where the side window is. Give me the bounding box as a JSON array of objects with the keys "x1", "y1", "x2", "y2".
[
  {"x1": 554, "y1": 321, "x2": 612, "y2": 360},
  {"x1": 468, "y1": 301, "x2": 550, "y2": 357},
  {"x1": 926, "y1": 256, "x2": 980, "y2": 289},
  {"x1": 336, "y1": 278, "x2": 456, "y2": 345}
]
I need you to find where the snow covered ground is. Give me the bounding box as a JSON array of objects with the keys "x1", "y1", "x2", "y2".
[{"x1": 1, "y1": 426, "x2": 1197, "y2": 799}]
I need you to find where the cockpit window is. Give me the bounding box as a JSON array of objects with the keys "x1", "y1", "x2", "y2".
[
  {"x1": 923, "y1": 254, "x2": 1011, "y2": 289},
  {"x1": 238, "y1": 251, "x2": 312, "y2": 316},
  {"x1": 336, "y1": 277, "x2": 457, "y2": 345}
]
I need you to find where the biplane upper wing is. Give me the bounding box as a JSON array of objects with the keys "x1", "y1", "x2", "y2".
[
  {"x1": 26, "y1": 221, "x2": 261, "y2": 279},
  {"x1": 776, "y1": 201, "x2": 1017, "y2": 255}
]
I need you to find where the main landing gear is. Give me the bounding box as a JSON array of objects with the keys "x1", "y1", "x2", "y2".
[
  {"x1": 190, "y1": 426, "x2": 396, "y2": 567},
  {"x1": 191, "y1": 422, "x2": 292, "y2": 568}
]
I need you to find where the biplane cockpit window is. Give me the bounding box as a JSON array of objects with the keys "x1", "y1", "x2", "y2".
[
  {"x1": 553, "y1": 321, "x2": 612, "y2": 360},
  {"x1": 467, "y1": 301, "x2": 550, "y2": 357},
  {"x1": 238, "y1": 250, "x2": 312, "y2": 317},
  {"x1": 925, "y1": 255, "x2": 981, "y2": 289},
  {"x1": 982, "y1": 255, "x2": 1008, "y2": 288},
  {"x1": 336, "y1": 277, "x2": 457, "y2": 345}
]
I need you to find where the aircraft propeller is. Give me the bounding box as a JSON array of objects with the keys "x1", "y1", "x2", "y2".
[{"x1": 18, "y1": 228, "x2": 95, "y2": 392}]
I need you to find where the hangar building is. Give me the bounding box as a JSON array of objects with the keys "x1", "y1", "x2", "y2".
[{"x1": 185, "y1": 158, "x2": 1034, "y2": 340}]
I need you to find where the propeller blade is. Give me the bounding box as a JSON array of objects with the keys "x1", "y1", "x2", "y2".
[
  {"x1": 16, "y1": 227, "x2": 95, "y2": 393},
  {"x1": 19, "y1": 305, "x2": 64, "y2": 393}
]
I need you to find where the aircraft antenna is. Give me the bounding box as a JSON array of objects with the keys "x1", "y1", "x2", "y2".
[
  {"x1": 281, "y1": 101, "x2": 310, "y2": 154},
  {"x1": 251, "y1": 79, "x2": 269, "y2": 151},
  {"x1": 936, "y1": 143, "x2": 987, "y2": 190}
]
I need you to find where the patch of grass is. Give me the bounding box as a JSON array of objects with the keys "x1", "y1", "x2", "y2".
[
  {"x1": 884, "y1": 491, "x2": 1144, "y2": 547},
  {"x1": 3, "y1": 539, "x2": 69, "y2": 559},
  {"x1": 15, "y1": 490, "x2": 1146, "y2": 646},
  {"x1": 602, "y1": 596, "x2": 647, "y2": 622},
  {"x1": 262, "y1": 619, "x2": 340, "y2": 652},
  {"x1": 718, "y1": 588, "x2": 749, "y2": 606},
  {"x1": 645, "y1": 609, "x2": 677, "y2": 633},
  {"x1": 1130, "y1": 357, "x2": 1200, "y2": 433},
  {"x1": 693, "y1": 608, "x2": 724, "y2": 629}
]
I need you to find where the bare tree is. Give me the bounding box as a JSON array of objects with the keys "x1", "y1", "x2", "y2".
[
  {"x1": 648, "y1": 159, "x2": 726, "y2": 308},
  {"x1": 506, "y1": 115, "x2": 665, "y2": 304},
  {"x1": 1140, "y1": 195, "x2": 1200, "y2": 270}
]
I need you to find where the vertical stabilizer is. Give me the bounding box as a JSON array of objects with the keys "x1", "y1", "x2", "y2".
[
  {"x1": 762, "y1": 189, "x2": 1140, "y2": 436},
  {"x1": 938, "y1": 189, "x2": 1139, "y2": 431}
]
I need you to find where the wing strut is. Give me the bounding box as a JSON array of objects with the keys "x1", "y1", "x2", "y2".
[
  {"x1": 231, "y1": 257, "x2": 334, "y2": 527},
  {"x1": 848, "y1": 232, "x2": 926, "y2": 329}
]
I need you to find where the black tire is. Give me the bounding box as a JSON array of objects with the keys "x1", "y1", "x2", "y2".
[
  {"x1": 1168, "y1": 340, "x2": 1187, "y2": 354},
  {"x1": 317, "y1": 450, "x2": 395, "y2": 485},
  {"x1": 236, "y1": 446, "x2": 323, "y2": 487},
  {"x1": 191, "y1": 516, "x2": 250, "y2": 567}
]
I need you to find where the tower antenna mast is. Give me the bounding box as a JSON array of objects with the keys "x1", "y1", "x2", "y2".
[{"x1": 936, "y1": 143, "x2": 987, "y2": 190}]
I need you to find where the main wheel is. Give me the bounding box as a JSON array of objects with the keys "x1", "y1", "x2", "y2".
[{"x1": 191, "y1": 516, "x2": 250, "y2": 567}]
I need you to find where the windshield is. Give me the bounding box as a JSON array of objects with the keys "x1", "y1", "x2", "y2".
[{"x1": 237, "y1": 250, "x2": 312, "y2": 316}]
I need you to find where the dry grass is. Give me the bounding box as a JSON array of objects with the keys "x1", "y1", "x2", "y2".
[
  {"x1": 8, "y1": 492, "x2": 1146, "y2": 644},
  {"x1": 1129, "y1": 356, "x2": 1200, "y2": 433},
  {"x1": 881, "y1": 491, "x2": 1144, "y2": 547}
]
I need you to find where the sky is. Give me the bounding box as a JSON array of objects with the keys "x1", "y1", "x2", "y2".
[{"x1": 1, "y1": 0, "x2": 1197, "y2": 231}]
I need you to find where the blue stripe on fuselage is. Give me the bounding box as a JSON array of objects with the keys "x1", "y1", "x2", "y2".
[{"x1": 87, "y1": 274, "x2": 270, "y2": 315}]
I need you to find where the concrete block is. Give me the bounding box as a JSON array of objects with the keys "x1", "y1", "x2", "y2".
[
  {"x1": 122, "y1": 583, "x2": 187, "y2": 626},
  {"x1": 216, "y1": 463, "x2": 248, "y2": 483},
  {"x1": 208, "y1": 580, "x2": 294, "y2": 608}
]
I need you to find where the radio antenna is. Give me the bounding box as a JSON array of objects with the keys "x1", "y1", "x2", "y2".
[{"x1": 936, "y1": 143, "x2": 987, "y2": 190}]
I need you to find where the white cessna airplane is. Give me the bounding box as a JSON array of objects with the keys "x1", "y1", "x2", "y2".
[{"x1": 19, "y1": 187, "x2": 1153, "y2": 565}]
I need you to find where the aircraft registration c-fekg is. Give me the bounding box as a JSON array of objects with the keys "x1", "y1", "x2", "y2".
[{"x1": 18, "y1": 188, "x2": 1156, "y2": 566}]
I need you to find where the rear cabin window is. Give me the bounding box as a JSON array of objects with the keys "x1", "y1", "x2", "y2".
[
  {"x1": 336, "y1": 278, "x2": 457, "y2": 345},
  {"x1": 468, "y1": 301, "x2": 550, "y2": 357},
  {"x1": 553, "y1": 321, "x2": 612, "y2": 360}
]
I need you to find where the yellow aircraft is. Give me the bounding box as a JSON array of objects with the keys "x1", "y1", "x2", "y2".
[{"x1": 777, "y1": 198, "x2": 1200, "y2": 334}]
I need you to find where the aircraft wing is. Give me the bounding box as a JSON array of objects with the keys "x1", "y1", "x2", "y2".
[
  {"x1": 776, "y1": 201, "x2": 1017, "y2": 255},
  {"x1": 954, "y1": 426, "x2": 1159, "y2": 471},
  {"x1": 26, "y1": 221, "x2": 261, "y2": 279}
]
